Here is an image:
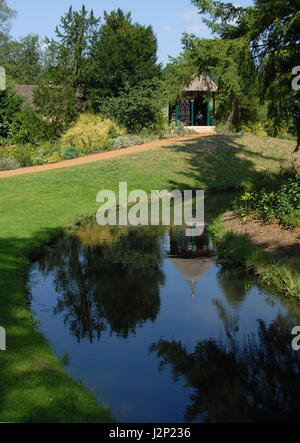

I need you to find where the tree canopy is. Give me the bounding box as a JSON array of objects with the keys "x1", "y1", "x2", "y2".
[
  {"x1": 45, "y1": 5, "x2": 100, "y2": 91},
  {"x1": 191, "y1": 0, "x2": 300, "y2": 148},
  {"x1": 87, "y1": 9, "x2": 161, "y2": 107}
]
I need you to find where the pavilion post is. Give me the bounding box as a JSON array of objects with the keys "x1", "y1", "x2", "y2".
[
  {"x1": 207, "y1": 101, "x2": 210, "y2": 127},
  {"x1": 191, "y1": 100, "x2": 194, "y2": 126},
  {"x1": 213, "y1": 95, "x2": 216, "y2": 126}
]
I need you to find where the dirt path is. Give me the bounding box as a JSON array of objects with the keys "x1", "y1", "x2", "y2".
[
  {"x1": 223, "y1": 211, "x2": 300, "y2": 259},
  {"x1": 0, "y1": 134, "x2": 211, "y2": 179}
]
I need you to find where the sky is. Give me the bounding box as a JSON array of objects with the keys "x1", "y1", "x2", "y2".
[{"x1": 8, "y1": 0, "x2": 254, "y2": 65}]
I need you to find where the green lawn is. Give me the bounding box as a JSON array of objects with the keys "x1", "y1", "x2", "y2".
[{"x1": 0, "y1": 134, "x2": 298, "y2": 422}]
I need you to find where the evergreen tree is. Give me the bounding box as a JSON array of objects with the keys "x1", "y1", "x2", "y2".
[
  {"x1": 46, "y1": 5, "x2": 100, "y2": 91},
  {"x1": 88, "y1": 9, "x2": 161, "y2": 107}
]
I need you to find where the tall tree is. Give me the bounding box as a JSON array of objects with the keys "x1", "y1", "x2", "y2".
[
  {"x1": 0, "y1": 0, "x2": 16, "y2": 65},
  {"x1": 0, "y1": 0, "x2": 15, "y2": 36},
  {"x1": 88, "y1": 9, "x2": 161, "y2": 107},
  {"x1": 3, "y1": 34, "x2": 43, "y2": 83},
  {"x1": 191, "y1": 0, "x2": 300, "y2": 150},
  {"x1": 46, "y1": 5, "x2": 100, "y2": 91}
]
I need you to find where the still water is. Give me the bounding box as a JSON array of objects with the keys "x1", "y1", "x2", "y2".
[{"x1": 30, "y1": 219, "x2": 300, "y2": 423}]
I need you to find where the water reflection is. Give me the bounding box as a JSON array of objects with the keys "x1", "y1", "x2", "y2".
[
  {"x1": 151, "y1": 314, "x2": 300, "y2": 423},
  {"x1": 36, "y1": 227, "x2": 165, "y2": 342},
  {"x1": 30, "y1": 220, "x2": 300, "y2": 423}
]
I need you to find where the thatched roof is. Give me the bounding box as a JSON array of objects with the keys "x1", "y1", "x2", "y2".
[{"x1": 185, "y1": 74, "x2": 218, "y2": 93}]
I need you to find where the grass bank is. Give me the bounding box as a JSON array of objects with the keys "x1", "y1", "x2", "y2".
[
  {"x1": 209, "y1": 216, "x2": 300, "y2": 298},
  {"x1": 0, "y1": 134, "x2": 298, "y2": 422}
]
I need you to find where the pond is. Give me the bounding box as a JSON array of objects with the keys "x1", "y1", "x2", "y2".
[{"x1": 29, "y1": 199, "x2": 300, "y2": 423}]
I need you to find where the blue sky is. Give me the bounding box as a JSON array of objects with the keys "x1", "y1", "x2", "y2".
[{"x1": 8, "y1": 0, "x2": 253, "y2": 65}]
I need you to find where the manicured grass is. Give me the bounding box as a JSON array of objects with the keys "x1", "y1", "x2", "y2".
[
  {"x1": 0, "y1": 134, "x2": 298, "y2": 422},
  {"x1": 209, "y1": 217, "x2": 300, "y2": 298}
]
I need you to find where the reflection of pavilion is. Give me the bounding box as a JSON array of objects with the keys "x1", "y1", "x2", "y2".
[{"x1": 170, "y1": 257, "x2": 213, "y2": 299}]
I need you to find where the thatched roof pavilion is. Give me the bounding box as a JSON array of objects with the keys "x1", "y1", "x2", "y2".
[
  {"x1": 184, "y1": 74, "x2": 218, "y2": 93},
  {"x1": 170, "y1": 74, "x2": 218, "y2": 130}
]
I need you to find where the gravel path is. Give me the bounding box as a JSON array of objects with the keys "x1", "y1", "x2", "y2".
[{"x1": 0, "y1": 134, "x2": 212, "y2": 179}]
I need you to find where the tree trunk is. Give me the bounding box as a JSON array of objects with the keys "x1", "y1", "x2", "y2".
[
  {"x1": 294, "y1": 128, "x2": 300, "y2": 152},
  {"x1": 226, "y1": 98, "x2": 237, "y2": 133}
]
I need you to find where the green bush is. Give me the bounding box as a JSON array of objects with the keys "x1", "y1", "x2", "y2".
[
  {"x1": 237, "y1": 179, "x2": 300, "y2": 226},
  {"x1": 100, "y1": 80, "x2": 166, "y2": 134},
  {"x1": 0, "y1": 88, "x2": 23, "y2": 139},
  {"x1": 31, "y1": 156, "x2": 45, "y2": 166},
  {"x1": 8, "y1": 106, "x2": 57, "y2": 145},
  {"x1": 0, "y1": 157, "x2": 20, "y2": 171},
  {"x1": 12, "y1": 144, "x2": 36, "y2": 167},
  {"x1": 281, "y1": 210, "x2": 300, "y2": 228},
  {"x1": 46, "y1": 152, "x2": 62, "y2": 164},
  {"x1": 61, "y1": 146, "x2": 80, "y2": 160},
  {"x1": 33, "y1": 85, "x2": 77, "y2": 137}
]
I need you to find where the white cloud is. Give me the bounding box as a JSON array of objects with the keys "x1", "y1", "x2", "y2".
[
  {"x1": 177, "y1": 10, "x2": 200, "y2": 21},
  {"x1": 162, "y1": 24, "x2": 172, "y2": 32},
  {"x1": 186, "y1": 23, "x2": 206, "y2": 34}
]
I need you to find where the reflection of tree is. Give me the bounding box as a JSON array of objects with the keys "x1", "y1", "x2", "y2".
[
  {"x1": 151, "y1": 315, "x2": 300, "y2": 423},
  {"x1": 217, "y1": 267, "x2": 252, "y2": 307},
  {"x1": 37, "y1": 227, "x2": 165, "y2": 343}
]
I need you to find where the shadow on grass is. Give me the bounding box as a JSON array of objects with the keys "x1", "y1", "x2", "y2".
[
  {"x1": 165, "y1": 135, "x2": 297, "y2": 192},
  {"x1": 0, "y1": 228, "x2": 115, "y2": 423}
]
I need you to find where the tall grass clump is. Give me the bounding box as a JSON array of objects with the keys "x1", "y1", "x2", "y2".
[{"x1": 60, "y1": 114, "x2": 126, "y2": 153}]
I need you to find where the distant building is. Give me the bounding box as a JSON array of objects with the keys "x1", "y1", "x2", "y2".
[
  {"x1": 14, "y1": 85, "x2": 38, "y2": 107},
  {"x1": 14, "y1": 84, "x2": 83, "y2": 109},
  {"x1": 169, "y1": 74, "x2": 218, "y2": 131}
]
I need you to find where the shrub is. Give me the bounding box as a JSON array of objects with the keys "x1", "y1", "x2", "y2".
[
  {"x1": 281, "y1": 210, "x2": 300, "y2": 228},
  {"x1": 99, "y1": 80, "x2": 166, "y2": 134},
  {"x1": 61, "y1": 146, "x2": 80, "y2": 160},
  {"x1": 46, "y1": 152, "x2": 62, "y2": 164},
  {"x1": 111, "y1": 135, "x2": 145, "y2": 150},
  {"x1": 33, "y1": 85, "x2": 78, "y2": 137},
  {"x1": 8, "y1": 106, "x2": 58, "y2": 145},
  {"x1": 0, "y1": 157, "x2": 20, "y2": 171},
  {"x1": 12, "y1": 144, "x2": 36, "y2": 167},
  {"x1": 32, "y1": 156, "x2": 44, "y2": 166},
  {"x1": 241, "y1": 122, "x2": 268, "y2": 137},
  {"x1": 60, "y1": 113, "x2": 126, "y2": 151},
  {"x1": 237, "y1": 179, "x2": 300, "y2": 226},
  {"x1": 0, "y1": 87, "x2": 23, "y2": 139}
]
